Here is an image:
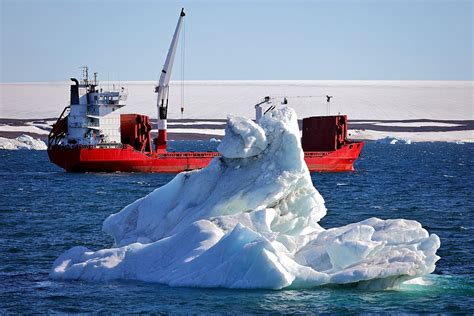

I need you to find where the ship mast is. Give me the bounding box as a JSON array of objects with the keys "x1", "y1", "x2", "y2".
[{"x1": 155, "y1": 8, "x2": 186, "y2": 152}]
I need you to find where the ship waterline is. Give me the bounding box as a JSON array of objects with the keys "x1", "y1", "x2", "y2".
[{"x1": 48, "y1": 142, "x2": 362, "y2": 173}]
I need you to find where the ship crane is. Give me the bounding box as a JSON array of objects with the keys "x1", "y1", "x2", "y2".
[
  {"x1": 256, "y1": 95, "x2": 339, "y2": 119},
  {"x1": 254, "y1": 96, "x2": 288, "y2": 121},
  {"x1": 47, "y1": 9, "x2": 364, "y2": 173},
  {"x1": 155, "y1": 8, "x2": 186, "y2": 152}
]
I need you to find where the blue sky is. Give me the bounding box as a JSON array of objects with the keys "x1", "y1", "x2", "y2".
[{"x1": 1, "y1": 0, "x2": 472, "y2": 82}]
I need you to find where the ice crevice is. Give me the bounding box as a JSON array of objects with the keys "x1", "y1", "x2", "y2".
[{"x1": 51, "y1": 107, "x2": 440, "y2": 290}]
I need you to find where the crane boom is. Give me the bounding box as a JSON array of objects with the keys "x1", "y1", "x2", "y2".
[{"x1": 155, "y1": 8, "x2": 185, "y2": 152}]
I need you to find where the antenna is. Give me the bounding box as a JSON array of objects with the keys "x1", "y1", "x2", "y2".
[
  {"x1": 326, "y1": 95, "x2": 333, "y2": 115},
  {"x1": 118, "y1": 70, "x2": 121, "y2": 92},
  {"x1": 93, "y1": 72, "x2": 98, "y2": 85},
  {"x1": 81, "y1": 66, "x2": 89, "y2": 85}
]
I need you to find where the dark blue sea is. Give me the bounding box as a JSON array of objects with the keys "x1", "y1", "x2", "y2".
[{"x1": 1, "y1": 142, "x2": 473, "y2": 313}]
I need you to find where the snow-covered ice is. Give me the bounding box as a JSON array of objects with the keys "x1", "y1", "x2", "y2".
[
  {"x1": 1, "y1": 80, "x2": 471, "y2": 121},
  {"x1": 349, "y1": 129, "x2": 473, "y2": 143},
  {"x1": 0, "y1": 134, "x2": 47, "y2": 150},
  {"x1": 169, "y1": 121, "x2": 225, "y2": 126},
  {"x1": 0, "y1": 124, "x2": 50, "y2": 135},
  {"x1": 152, "y1": 128, "x2": 225, "y2": 136},
  {"x1": 373, "y1": 122, "x2": 462, "y2": 128},
  {"x1": 1, "y1": 80, "x2": 472, "y2": 142},
  {"x1": 51, "y1": 107, "x2": 440, "y2": 290}
]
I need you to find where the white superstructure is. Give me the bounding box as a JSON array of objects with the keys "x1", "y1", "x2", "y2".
[{"x1": 67, "y1": 68, "x2": 127, "y2": 145}]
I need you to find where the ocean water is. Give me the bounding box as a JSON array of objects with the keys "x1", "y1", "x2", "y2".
[{"x1": 0, "y1": 141, "x2": 473, "y2": 313}]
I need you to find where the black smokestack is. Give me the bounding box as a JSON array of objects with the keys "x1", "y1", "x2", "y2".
[{"x1": 70, "y1": 78, "x2": 79, "y2": 105}]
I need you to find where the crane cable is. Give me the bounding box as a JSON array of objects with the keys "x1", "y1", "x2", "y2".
[
  {"x1": 271, "y1": 94, "x2": 328, "y2": 100},
  {"x1": 180, "y1": 18, "x2": 185, "y2": 118},
  {"x1": 262, "y1": 95, "x2": 329, "y2": 106}
]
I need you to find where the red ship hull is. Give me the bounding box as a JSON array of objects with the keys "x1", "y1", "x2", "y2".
[{"x1": 47, "y1": 142, "x2": 363, "y2": 173}]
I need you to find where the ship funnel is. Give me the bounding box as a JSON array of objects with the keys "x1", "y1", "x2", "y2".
[{"x1": 70, "y1": 78, "x2": 79, "y2": 105}]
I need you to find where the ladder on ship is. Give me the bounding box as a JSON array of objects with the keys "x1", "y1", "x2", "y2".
[{"x1": 48, "y1": 106, "x2": 70, "y2": 147}]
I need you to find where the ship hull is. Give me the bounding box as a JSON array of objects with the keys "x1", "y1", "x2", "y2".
[{"x1": 48, "y1": 142, "x2": 363, "y2": 173}]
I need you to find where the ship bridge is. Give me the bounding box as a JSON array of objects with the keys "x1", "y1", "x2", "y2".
[{"x1": 66, "y1": 67, "x2": 128, "y2": 145}]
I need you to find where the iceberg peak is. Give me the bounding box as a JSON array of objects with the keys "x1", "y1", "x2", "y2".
[{"x1": 218, "y1": 115, "x2": 267, "y2": 158}]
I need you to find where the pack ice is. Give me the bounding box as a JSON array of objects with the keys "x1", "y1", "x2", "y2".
[{"x1": 51, "y1": 107, "x2": 440, "y2": 290}]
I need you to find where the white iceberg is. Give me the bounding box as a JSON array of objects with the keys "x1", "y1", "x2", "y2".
[
  {"x1": 51, "y1": 107, "x2": 440, "y2": 290},
  {"x1": 0, "y1": 134, "x2": 47, "y2": 150},
  {"x1": 377, "y1": 136, "x2": 412, "y2": 145}
]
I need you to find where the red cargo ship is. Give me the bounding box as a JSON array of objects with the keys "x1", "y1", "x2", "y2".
[
  {"x1": 48, "y1": 112, "x2": 363, "y2": 173},
  {"x1": 47, "y1": 9, "x2": 363, "y2": 173}
]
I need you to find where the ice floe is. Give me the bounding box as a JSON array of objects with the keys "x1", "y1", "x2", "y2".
[
  {"x1": 373, "y1": 122, "x2": 462, "y2": 128},
  {"x1": 350, "y1": 129, "x2": 473, "y2": 143},
  {"x1": 377, "y1": 137, "x2": 412, "y2": 145},
  {"x1": 0, "y1": 134, "x2": 47, "y2": 150},
  {"x1": 153, "y1": 128, "x2": 225, "y2": 136},
  {"x1": 51, "y1": 107, "x2": 440, "y2": 290}
]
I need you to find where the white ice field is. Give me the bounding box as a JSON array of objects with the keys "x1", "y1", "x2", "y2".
[
  {"x1": 51, "y1": 107, "x2": 440, "y2": 290},
  {"x1": 0, "y1": 80, "x2": 472, "y2": 142},
  {"x1": 1, "y1": 80, "x2": 472, "y2": 119}
]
